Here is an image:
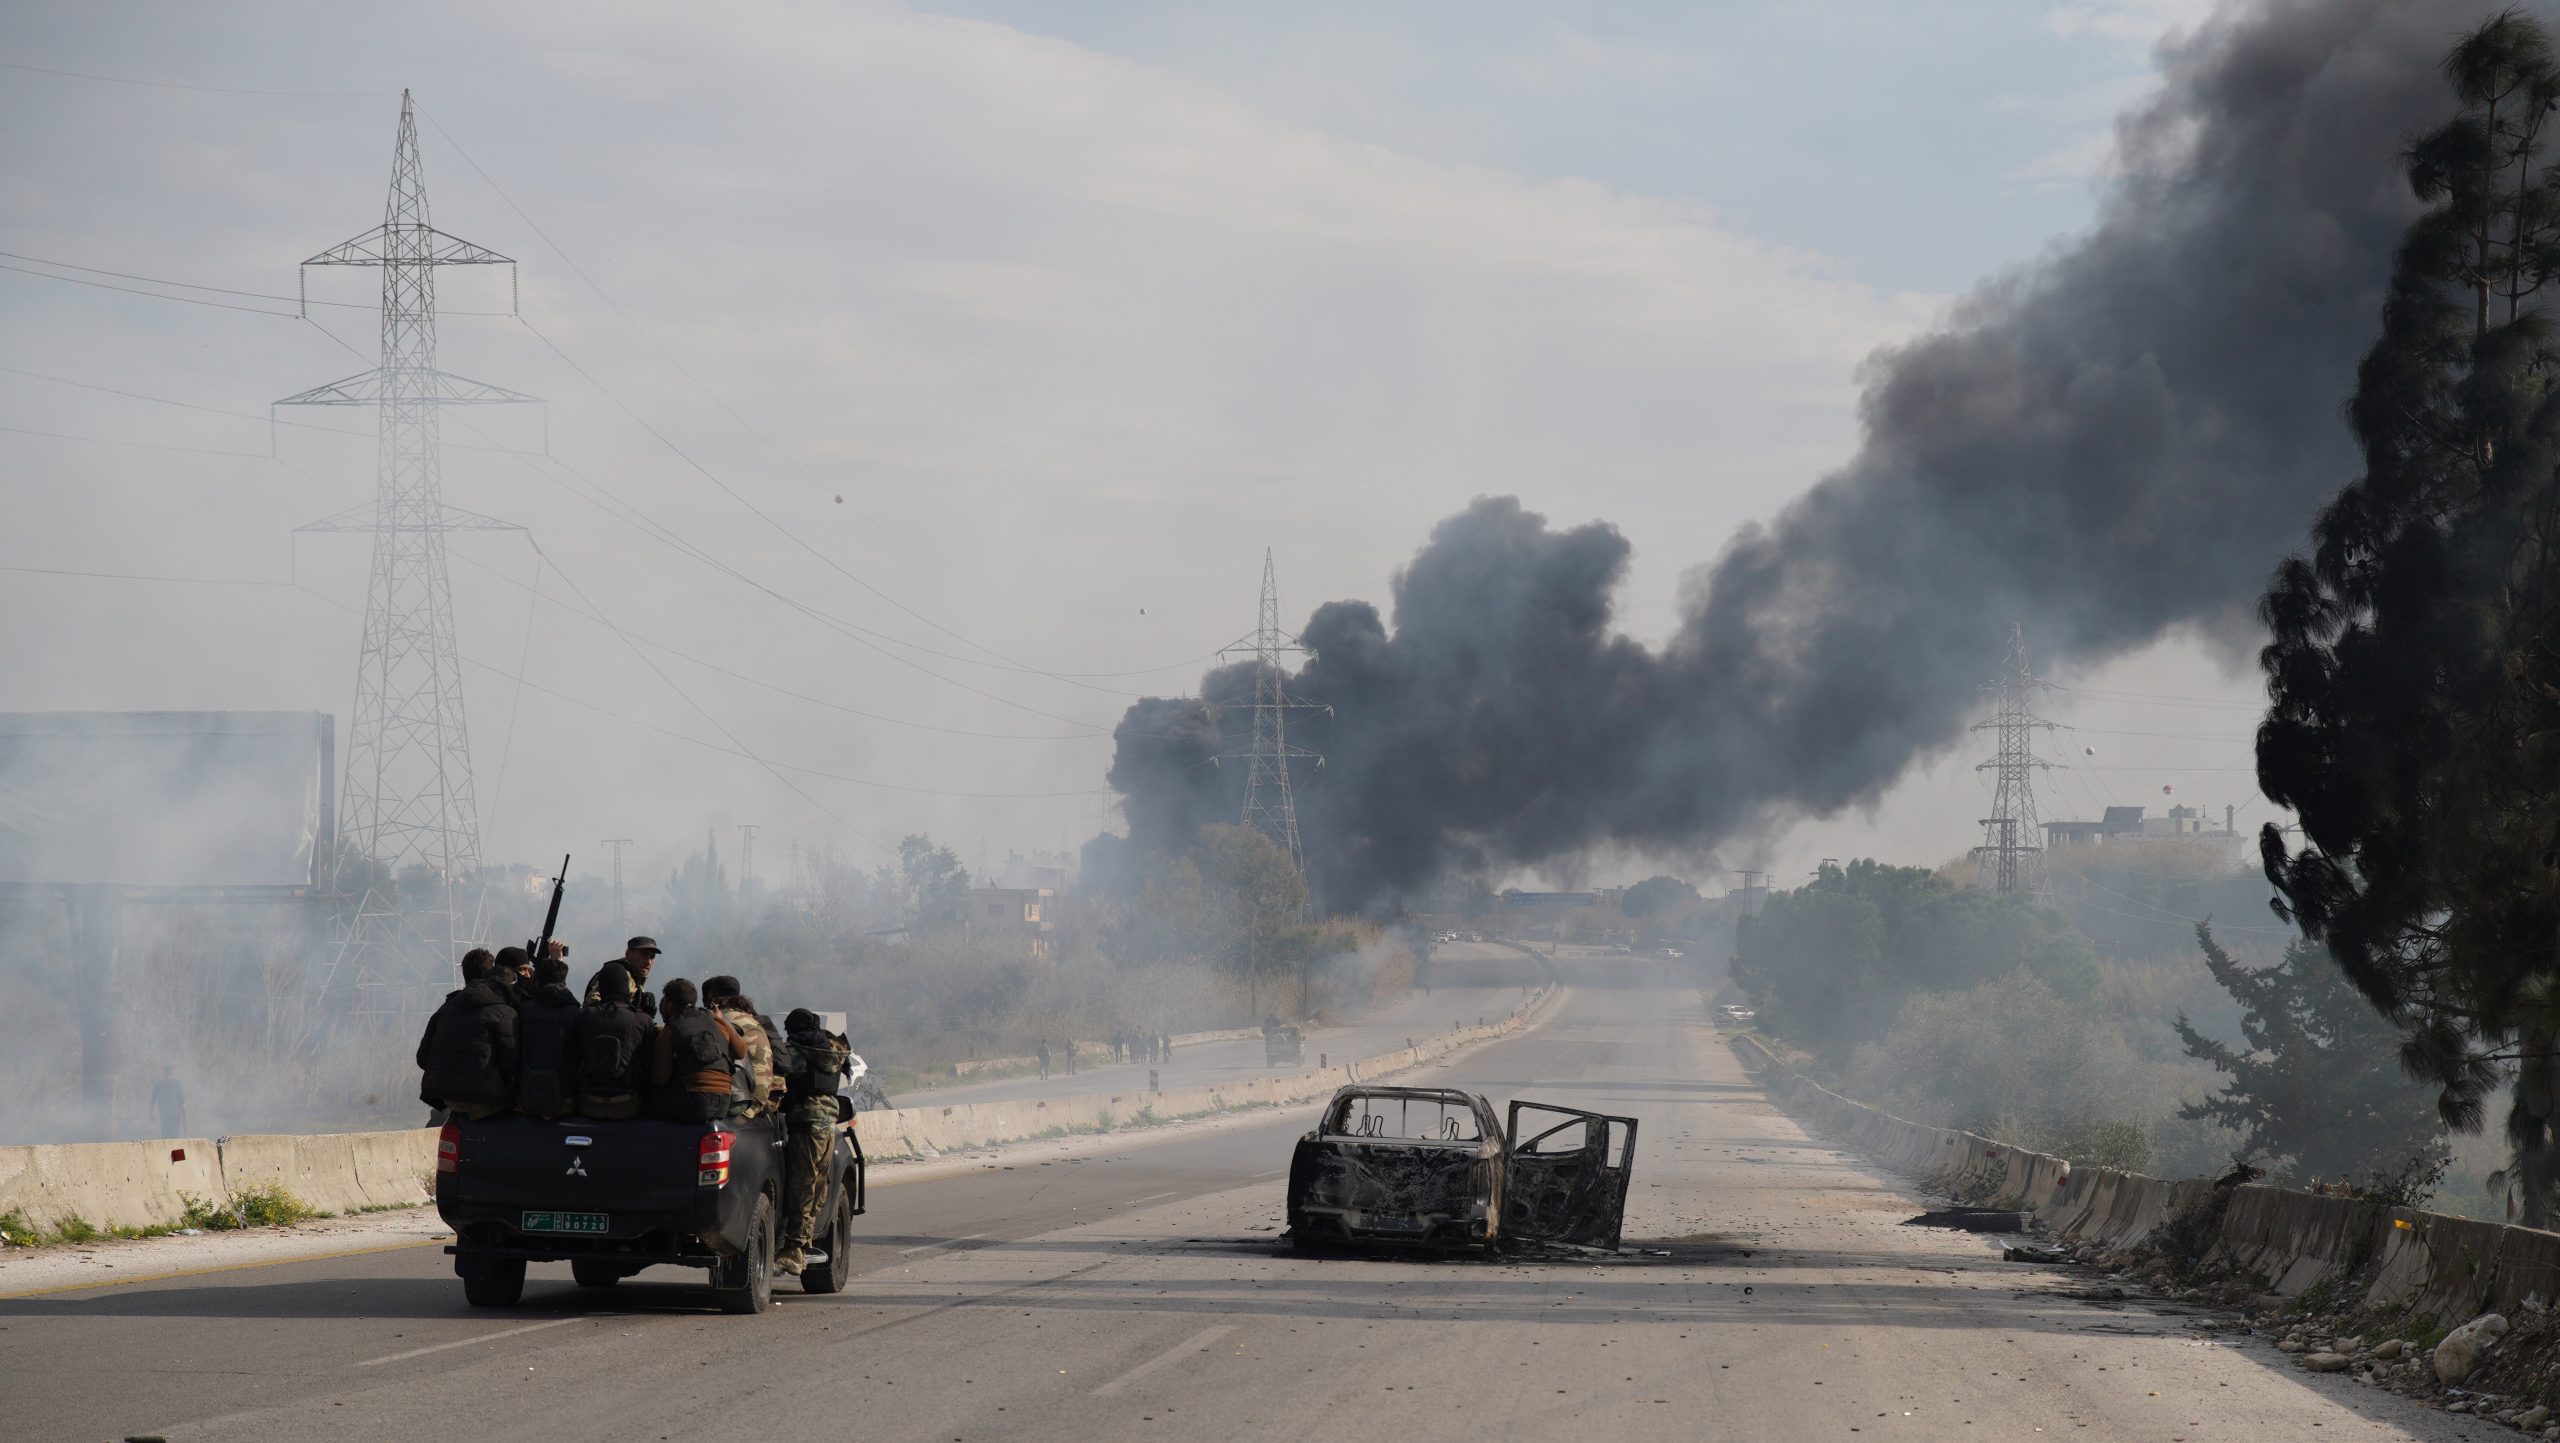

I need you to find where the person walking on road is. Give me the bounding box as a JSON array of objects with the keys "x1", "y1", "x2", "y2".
[
  {"x1": 1063, "y1": 1038, "x2": 1078, "y2": 1076},
  {"x1": 149, "y1": 1067, "x2": 185, "y2": 1137},
  {"x1": 1036, "y1": 1037, "x2": 1051, "y2": 1079}
]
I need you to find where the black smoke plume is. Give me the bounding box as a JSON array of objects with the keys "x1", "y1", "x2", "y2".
[{"x1": 1107, "y1": 0, "x2": 2499, "y2": 911}]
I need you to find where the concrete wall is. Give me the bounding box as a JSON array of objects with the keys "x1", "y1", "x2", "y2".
[
  {"x1": 0, "y1": 990, "x2": 1558, "y2": 1235},
  {"x1": 0, "y1": 1137, "x2": 226, "y2": 1233},
  {"x1": 951, "y1": 1028, "x2": 1258, "y2": 1077},
  {"x1": 1733, "y1": 1033, "x2": 2560, "y2": 1324},
  {"x1": 856, "y1": 990, "x2": 1558, "y2": 1162},
  {"x1": 0, "y1": 1129, "x2": 438, "y2": 1234}
]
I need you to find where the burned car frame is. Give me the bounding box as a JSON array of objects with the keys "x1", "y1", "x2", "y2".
[{"x1": 1284, "y1": 1085, "x2": 1637, "y2": 1253}]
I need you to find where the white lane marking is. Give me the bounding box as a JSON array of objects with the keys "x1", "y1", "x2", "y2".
[
  {"x1": 1125, "y1": 1191, "x2": 1177, "y2": 1205},
  {"x1": 898, "y1": 1233, "x2": 988, "y2": 1256},
  {"x1": 1092, "y1": 1324, "x2": 1236, "y2": 1397},
  {"x1": 356, "y1": 1316, "x2": 583, "y2": 1366}
]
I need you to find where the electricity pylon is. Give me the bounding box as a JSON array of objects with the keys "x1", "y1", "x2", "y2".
[
  {"x1": 1971, "y1": 622, "x2": 2058, "y2": 894},
  {"x1": 285, "y1": 90, "x2": 537, "y2": 1014},
  {"x1": 1219, "y1": 550, "x2": 1325, "y2": 879}
]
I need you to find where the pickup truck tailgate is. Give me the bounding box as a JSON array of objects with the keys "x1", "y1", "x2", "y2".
[{"x1": 441, "y1": 1116, "x2": 718, "y2": 1237}]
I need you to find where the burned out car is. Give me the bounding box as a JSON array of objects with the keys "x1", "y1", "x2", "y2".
[{"x1": 1283, "y1": 1085, "x2": 1636, "y2": 1253}]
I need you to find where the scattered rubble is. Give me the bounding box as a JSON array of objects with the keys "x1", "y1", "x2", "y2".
[{"x1": 1903, "y1": 1208, "x2": 2032, "y2": 1232}]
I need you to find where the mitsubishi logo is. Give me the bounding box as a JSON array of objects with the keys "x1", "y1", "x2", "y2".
[{"x1": 565, "y1": 1155, "x2": 589, "y2": 1178}]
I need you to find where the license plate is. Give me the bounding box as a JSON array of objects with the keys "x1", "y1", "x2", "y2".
[{"x1": 521, "y1": 1211, "x2": 609, "y2": 1234}]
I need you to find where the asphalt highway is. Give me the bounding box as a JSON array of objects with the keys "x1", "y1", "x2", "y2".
[{"x1": 4, "y1": 963, "x2": 2487, "y2": 1443}]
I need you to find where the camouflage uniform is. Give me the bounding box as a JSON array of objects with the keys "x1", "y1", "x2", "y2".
[
  {"x1": 715, "y1": 1006, "x2": 777, "y2": 1117},
  {"x1": 777, "y1": 1030, "x2": 849, "y2": 1271}
]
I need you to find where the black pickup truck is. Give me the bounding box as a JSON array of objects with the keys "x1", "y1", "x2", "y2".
[{"x1": 435, "y1": 1108, "x2": 865, "y2": 1314}]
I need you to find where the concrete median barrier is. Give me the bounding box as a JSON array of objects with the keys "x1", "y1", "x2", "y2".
[
  {"x1": 855, "y1": 987, "x2": 1560, "y2": 1163},
  {"x1": 1734, "y1": 1031, "x2": 2560, "y2": 1338},
  {"x1": 0, "y1": 1137, "x2": 224, "y2": 1232}
]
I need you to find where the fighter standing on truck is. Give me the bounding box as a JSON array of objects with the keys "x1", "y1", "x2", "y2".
[{"x1": 775, "y1": 1007, "x2": 851, "y2": 1276}]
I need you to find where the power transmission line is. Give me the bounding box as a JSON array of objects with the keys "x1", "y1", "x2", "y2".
[
  {"x1": 0, "y1": 58, "x2": 386, "y2": 97},
  {"x1": 0, "y1": 250, "x2": 517, "y2": 314},
  {"x1": 414, "y1": 101, "x2": 1185, "y2": 693},
  {"x1": 0, "y1": 363, "x2": 541, "y2": 452}
]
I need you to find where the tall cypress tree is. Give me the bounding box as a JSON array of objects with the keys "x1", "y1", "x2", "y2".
[{"x1": 2259, "y1": 12, "x2": 2560, "y2": 1224}]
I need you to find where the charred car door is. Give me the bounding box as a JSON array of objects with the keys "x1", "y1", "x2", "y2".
[{"x1": 1500, "y1": 1101, "x2": 1637, "y2": 1251}]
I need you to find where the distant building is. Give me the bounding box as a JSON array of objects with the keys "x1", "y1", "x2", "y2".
[
  {"x1": 1501, "y1": 890, "x2": 1600, "y2": 911},
  {"x1": 997, "y1": 849, "x2": 1075, "y2": 893},
  {"x1": 966, "y1": 885, "x2": 1056, "y2": 962},
  {"x1": 2044, "y1": 804, "x2": 2243, "y2": 855},
  {"x1": 488, "y1": 861, "x2": 554, "y2": 897}
]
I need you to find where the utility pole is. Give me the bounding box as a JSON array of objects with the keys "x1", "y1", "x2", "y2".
[
  {"x1": 1219, "y1": 550, "x2": 1325, "y2": 881},
  {"x1": 601, "y1": 838, "x2": 633, "y2": 940},
  {"x1": 1729, "y1": 870, "x2": 1771, "y2": 919},
  {"x1": 737, "y1": 824, "x2": 758, "y2": 900},
  {"x1": 1971, "y1": 622, "x2": 2058, "y2": 894},
  {"x1": 288, "y1": 91, "x2": 537, "y2": 1017}
]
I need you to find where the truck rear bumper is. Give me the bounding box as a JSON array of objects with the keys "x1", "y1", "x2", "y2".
[{"x1": 445, "y1": 1241, "x2": 717, "y2": 1272}]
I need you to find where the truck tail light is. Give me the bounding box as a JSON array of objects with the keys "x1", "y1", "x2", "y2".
[
  {"x1": 697, "y1": 1130, "x2": 735, "y2": 1188},
  {"x1": 436, "y1": 1123, "x2": 461, "y2": 1175}
]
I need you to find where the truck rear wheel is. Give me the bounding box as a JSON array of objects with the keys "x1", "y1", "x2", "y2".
[
  {"x1": 801, "y1": 1187, "x2": 855, "y2": 1295},
  {"x1": 713, "y1": 1193, "x2": 776, "y2": 1315},
  {"x1": 571, "y1": 1260, "x2": 629, "y2": 1289},
  {"x1": 461, "y1": 1257, "x2": 525, "y2": 1308}
]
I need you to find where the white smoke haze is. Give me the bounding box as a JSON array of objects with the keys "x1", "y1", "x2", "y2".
[{"x1": 0, "y1": 1, "x2": 2505, "y2": 1138}]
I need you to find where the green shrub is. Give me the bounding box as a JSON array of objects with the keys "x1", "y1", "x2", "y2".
[
  {"x1": 179, "y1": 1185, "x2": 316, "y2": 1232},
  {"x1": 50, "y1": 1214, "x2": 101, "y2": 1244}
]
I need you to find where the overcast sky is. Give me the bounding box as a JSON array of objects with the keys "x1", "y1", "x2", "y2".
[{"x1": 0, "y1": 0, "x2": 2261, "y2": 894}]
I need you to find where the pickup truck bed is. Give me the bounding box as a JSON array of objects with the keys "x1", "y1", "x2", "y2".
[{"x1": 435, "y1": 1109, "x2": 865, "y2": 1314}]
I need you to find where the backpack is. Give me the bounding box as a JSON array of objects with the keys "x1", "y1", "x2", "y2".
[
  {"x1": 668, "y1": 1010, "x2": 731, "y2": 1076},
  {"x1": 578, "y1": 1007, "x2": 643, "y2": 1096},
  {"x1": 514, "y1": 992, "x2": 581, "y2": 1117}
]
